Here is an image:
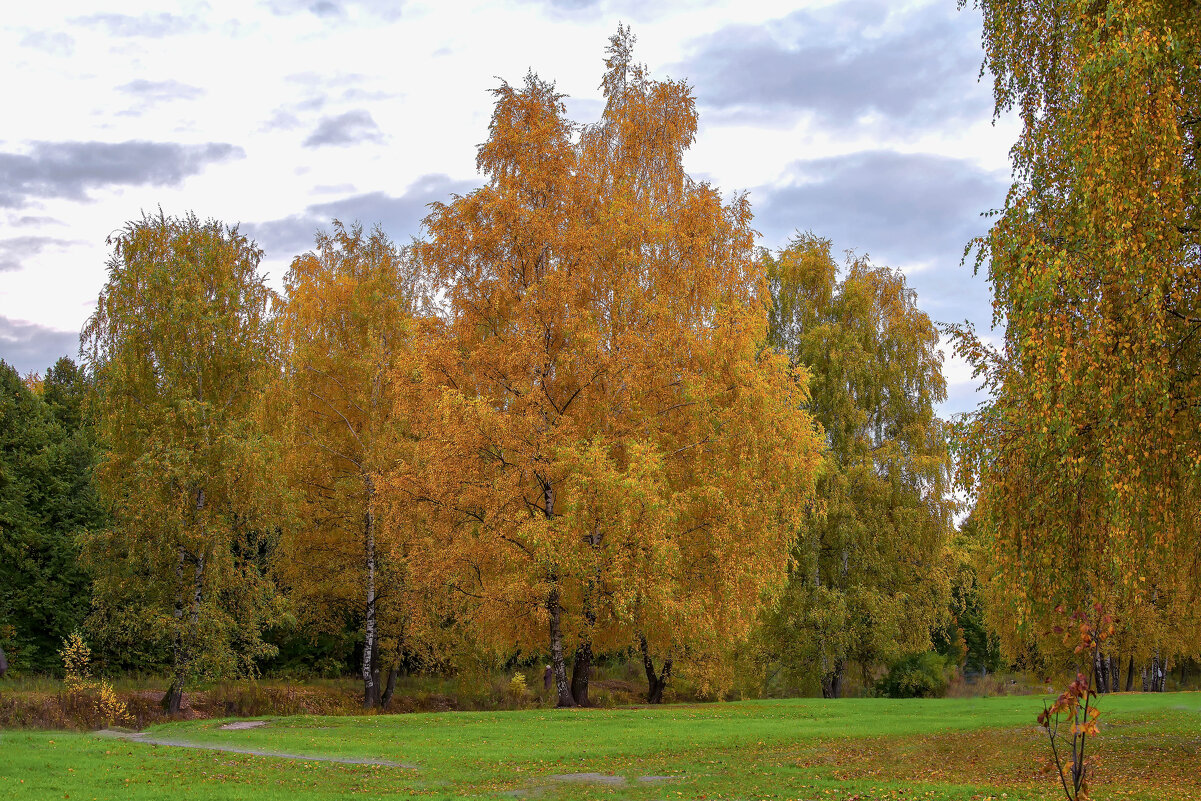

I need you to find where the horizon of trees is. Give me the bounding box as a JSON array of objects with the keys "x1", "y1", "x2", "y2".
[{"x1": 4, "y1": 7, "x2": 1200, "y2": 707}]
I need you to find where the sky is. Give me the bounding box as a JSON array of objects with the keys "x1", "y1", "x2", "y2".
[{"x1": 0, "y1": 0, "x2": 1016, "y2": 415}]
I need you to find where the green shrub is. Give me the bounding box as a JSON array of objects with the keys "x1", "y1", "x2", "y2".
[{"x1": 877, "y1": 652, "x2": 953, "y2": 698}]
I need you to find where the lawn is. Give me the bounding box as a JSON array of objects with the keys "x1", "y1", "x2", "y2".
[{"x1": 2, "y1": 693, "x2": 1198, "y2": 800}]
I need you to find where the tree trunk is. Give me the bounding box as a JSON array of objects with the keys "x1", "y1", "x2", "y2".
[
  {"x1": 540, "y1": 474, "x2": 574, "y2": 709},
  {"x1": 1095, "y1": 649, "x2": 1110, "y2": 693},
  {"x1": 821, "y1": 660, "x2": 845, "y2": 699},
  {"x1": 1141, "y1": 663, "x2": 1150, "y2": 692},
  {"x1": 1108, "y1": 655, "x2": 1119, "y2": 692},
  {"x1": 165, "y1": 535, "x2": 205, "y2": 716},
  {"x1": 1125, "y1": 655, "x2": 1135, "y2": 693},
  {"x1": 571, "y1": 565, "x2": 598, "y2": 707},
  {"x1": 166, "y1": 483, "x2": 205, "y2": 720},
  {"x1": 362, "y1": 500, "x2": 377, "y2": 709},
  {"x1": 548, "y1": 586, "x2": 575, "y2": 707},
  {"x1": 369, "y1": 629, "x2": 383, "y2": 708},
  {"x1": 0, "y1": 643, "x2": 7, "y2": 678},
  {"x1": 380, "y1": 665, "x2": 399, "y2": 709},
  {"x1": 185, "y1": 492, "x2": 206, "y2": 718},
  {"x1": 571, "y1": 642, "x2": 592, "y2": 707},
  {"x1": 638, "y1": 633, "x2": 672, "y2": 704},
  {"x1": 191, "y1": 553, "x2": 205, "y2": 629},
  {"x1": 1152, "y1": 653, "x2": 1164, "y2": 692},
  {"x1": 161, "y1": 678, "x2": 184, "y2": 714},
  {"x1": 167, "y1": 548, "x2": 186, "y2": 714},
  {"x1": 571, "y1": 531, "x2": 600, "y2": 707}
]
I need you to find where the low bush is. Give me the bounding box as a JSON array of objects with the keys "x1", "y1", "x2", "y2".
[{"x1": 877, "y1": 652, "x2": 954, "y2": 698}]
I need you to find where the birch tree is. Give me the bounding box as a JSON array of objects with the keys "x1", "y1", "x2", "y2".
[
  {"x1": 950, "y1": 0, "x2": 1201, "y2": 679},
  {"x1": 760, "y1": 235, "x2": 953, "y2": 697},
  {"x1": 82, "y1": 212, "x2": 283, "y2": 713},
  {"x1": 389, "y1": 27, "x2": 822, "y2": 706},
  {"x1": 277, "y1": 221, "x2": 423, "y2": 708}
]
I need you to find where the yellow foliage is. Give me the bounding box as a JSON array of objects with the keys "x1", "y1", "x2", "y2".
[
  {"x1": 384, "y1": 27, "x2": 822, "y2": 700},
  {"x1": 59, "y1": 632, "x2": 90, "y2": 693},
  {"x1": 951, "y1": 0, "x2": 1201, "y2": 666},
  {"x1": 59, "y1": 632, "x2": 131, "y2": 727}
]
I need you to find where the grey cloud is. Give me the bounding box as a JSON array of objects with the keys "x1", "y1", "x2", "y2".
[
  {"x1": 261, "y1": 109, "x2": 303, "y2": 132},
  {"x1": 11, "y1": 216, "x2": 65, "y2": 227},
  {"x1": 679, "y1": 0, "x2": 989, "y2": 128},
  {"x1": 753, "y1": 150, "x2": 1006, "y2": 328},
  {"x1": 286, "y1": 73, "x2": 388, "y2": 106},
  {"x1": 276, "y1": 74, "x2": 394, "y2": 124},
  {"x1": 302, "y1": 110, "x2": 385, "y2": 148},
  {"x1": 21, "y1": 31, "x2": 75, "y2": 56},
  {"x1": 0, "y1": 237, "x2": 81, "y2": 272},
  {"x1": 755, "y1": 150, "x2": 1005, "y2": 261},
  {"x1": 73, "y1": 12, "x2": 204, "y2": 37},
  {"x1": 0, "y1": 141, "x2": 244, "y2": 208},
  {"x1": 118, "y1": 79, "x2": 205, "y2": 104},
  {"x1": 243, "y1": 173, "x2": 477, "y2": 260},
  {"x1": 295, "y1": 96, "x2": 327, "y2": 112},
  {"x1": 0, "y1": 317, "x2": 79, "y2": 377},
  {"x1": 262, "y1": 0, "x2": 404, "y2": 21}
]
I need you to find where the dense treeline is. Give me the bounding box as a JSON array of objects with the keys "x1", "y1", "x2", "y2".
[
  {"x1": 4, "y1": 10, "x2": 1200, "y2": 708},
  {"x1": 0, "y1": 359, "x2": 103, "y2": 674}
]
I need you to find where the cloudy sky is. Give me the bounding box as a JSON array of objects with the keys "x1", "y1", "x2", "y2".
[{"x1": 1, "y1": 0, "x2": 1016, "y2": 414}]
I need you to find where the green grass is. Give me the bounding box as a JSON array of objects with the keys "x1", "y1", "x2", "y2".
[{"x1": 2, "y1": 693, "x2": 1199, "y2": 800}]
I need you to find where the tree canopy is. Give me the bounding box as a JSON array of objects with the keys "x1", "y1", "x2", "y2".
[
  {"x1": 951, "y1": 0, "x2": 1201, "y2": 676},
  {"x1": 387, "y1": 27, "x2": 823, "y2": 705},
  {"x1": 81, "y1": 212, "x2": 284, "y2": 711},
  {"x1": 0, "y1": 358, "x2": 101, "y2": 673},
  {"x1": 758, "y1": 235, "x2": 953, "y2": 697}
]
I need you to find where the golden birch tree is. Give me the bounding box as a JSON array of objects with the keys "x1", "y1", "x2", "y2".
[
  {"x1": 951, "y1": 0, "x2": 1201, "y2": 688},
  {"x1": 388, "y1": 27, "x2": 822, "y2": 706},
  {"x1": 81, "y1": 212, "x2": 283, "y2": 713},
  {"x1": 276, "y1": 221, "x2": 429, "y2": 707}
]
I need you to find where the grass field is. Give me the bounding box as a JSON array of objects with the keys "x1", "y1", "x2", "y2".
[{"x1": 2, "y1": 693, "x2": 1199, "y2": 800}]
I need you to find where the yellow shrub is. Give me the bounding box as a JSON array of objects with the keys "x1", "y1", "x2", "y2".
[{"x1": 59, "y1": 632, "x2": 91, "y2": 692}]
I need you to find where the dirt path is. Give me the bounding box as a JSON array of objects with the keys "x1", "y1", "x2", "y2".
[{"x1": 95, "y1": 729, "x2": 417, "y2": 768}]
